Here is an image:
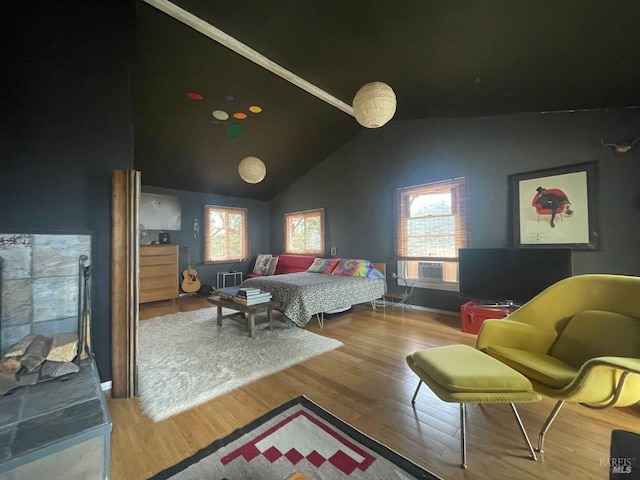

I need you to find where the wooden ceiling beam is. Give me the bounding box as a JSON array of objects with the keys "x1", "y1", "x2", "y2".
[{"x1": 143, "y1": 0, "x2": 355, "y2": 117}]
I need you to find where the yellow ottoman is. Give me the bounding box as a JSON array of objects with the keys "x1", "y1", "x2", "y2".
[{"x1": 406, "y1": 344, "x2": 541, "y2": 468}]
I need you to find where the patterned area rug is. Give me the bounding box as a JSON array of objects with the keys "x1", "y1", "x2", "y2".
[
  {"x1": 149, "y1": 396, "x2": 441, "y2": 479},
  {"x1": 139, "y1": 309, "x2": 343, "y2": 422}
]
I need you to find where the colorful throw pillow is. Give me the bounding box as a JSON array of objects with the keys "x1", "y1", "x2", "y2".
[
  {"x1": 307, "y1": 258, "x2": 340, "y2": 274},
  {"x1": 252, "y1": 254, "x2": 273, "y2": 276},
  {"x1": 367, "y1": 267, "x2": 386, "y2": 279},
  {"x1": 331, "y1": 259, "x2": 373, "y2": 277}
]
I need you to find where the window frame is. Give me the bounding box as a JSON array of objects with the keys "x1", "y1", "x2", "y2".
[
  {"x1": 395, "y1": 177, "x2": 468, "y2": 290},
  {"x1": 203, "y1": 205, "x2": 248, "y2": 264},
  {"x1": 284, "y1": 208, "x2": 325, "y2": 255}
]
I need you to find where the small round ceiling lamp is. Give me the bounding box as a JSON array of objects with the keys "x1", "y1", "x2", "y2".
[
  {"x1": 238, "y1": 156, "x2": 266, "y2": 184},
  {"x1": 352, "y1": 81, "x2": 396, "y2": 128}
]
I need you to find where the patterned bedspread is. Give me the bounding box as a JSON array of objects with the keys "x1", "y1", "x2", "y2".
[{"x1": 240, "y1": 272, "x2": 385, "y2": 327}]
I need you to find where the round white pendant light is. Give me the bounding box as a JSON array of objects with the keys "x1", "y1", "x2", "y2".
[
  {"x1": 238, "y1": 156, "x2": 266, "y2": 184},
  {"x1": 352, "y1": 82, "x2": 397, "y2": 128}
]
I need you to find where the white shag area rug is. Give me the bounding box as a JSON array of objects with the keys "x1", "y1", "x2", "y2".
[{"x1": 138, "y1": 307, "x2": 343, "y2": 422}]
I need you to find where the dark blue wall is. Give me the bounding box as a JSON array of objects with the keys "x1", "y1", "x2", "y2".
[
  {"x1": 141, "y1": 186, "x2": 270, "y2": 288},
  {"x1": 270, "y1": 109, "x2": 640, "y2": 311},
  {"x1": 1, "y1": 1, "x2": 135, "y2": 381},
  {"x1": 4, "y1": 2, "x2": 639, "y2": 383}
]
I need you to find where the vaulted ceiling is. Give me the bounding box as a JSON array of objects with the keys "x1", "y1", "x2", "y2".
[{"x1": 134, "y1": 0, "x2": 640, "y2": 200}]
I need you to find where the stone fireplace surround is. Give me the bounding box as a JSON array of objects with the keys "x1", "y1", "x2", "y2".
[
  {"x1": 0, "y1": 233, "x2": 91, "y2": 354},
  {"x1": 0, "y1": 233, "x2": 110, "y2": 480}
]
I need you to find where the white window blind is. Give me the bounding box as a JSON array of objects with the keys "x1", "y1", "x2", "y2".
[
  {"x1": 284, "y1": 208, "x2": 325, "y2": 255},
  {"x1": 203, "y1": 205, "x2": 248, "y2": 263}
]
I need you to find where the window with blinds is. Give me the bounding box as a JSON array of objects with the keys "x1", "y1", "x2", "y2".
[
  {"x1": 395, "y1": 178, "x2": 468, "y2": 285},
  {"x1": 284, "y1": 208, "x2": 325, "y2": 255},
  {"x1": 203, "y1": 205, "x2": 248, "y2": 263}
]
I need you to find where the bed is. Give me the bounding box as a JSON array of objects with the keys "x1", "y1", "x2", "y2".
[{"x1": 239, "y1": 259, "x2": 386, "y2": 328}]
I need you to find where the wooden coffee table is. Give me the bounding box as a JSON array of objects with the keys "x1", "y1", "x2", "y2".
[{"x1": 207, "y1": 295, "x2": 277, "y2": 337}]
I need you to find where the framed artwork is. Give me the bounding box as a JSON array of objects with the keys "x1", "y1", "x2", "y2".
[
  {"x1": 140, "y1": 193, "x2": 181, "y2": 230},
  {"x1": 509, "y1": 161, "x2": 599, "y2": 250}
]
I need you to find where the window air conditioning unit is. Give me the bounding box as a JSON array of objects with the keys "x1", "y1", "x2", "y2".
[{"x1": 418, "y1": 261, "x2": 444, "y2": 281}]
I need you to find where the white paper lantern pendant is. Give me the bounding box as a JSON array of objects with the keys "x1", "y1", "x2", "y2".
[
  {"x1": 352, "y1": 81, "x2": 397, "y2": 128},
  {"x1": 238, "y1": 156, "x2": 266, "y2": 184}
]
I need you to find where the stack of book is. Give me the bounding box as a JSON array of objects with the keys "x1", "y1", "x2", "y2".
[
  {"x1": 232, "y1": 287, "x2": 272, "y2": 306},
  {"x1": 216, "y1": 287, "x2": 239, "y2": 300}
]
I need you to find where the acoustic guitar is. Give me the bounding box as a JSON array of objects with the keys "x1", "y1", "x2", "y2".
[{"x1": 181, "y1": 247, "x2": 201, "y2": 293}]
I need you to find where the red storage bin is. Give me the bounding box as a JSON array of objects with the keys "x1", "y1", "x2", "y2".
[{"x1": 460, "y1": 301, "x2": 516, "y2": 334}]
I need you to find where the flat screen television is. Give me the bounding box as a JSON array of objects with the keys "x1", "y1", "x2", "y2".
[{"x1": 458, "y1": 248, "x2": 573, "y2": 306}]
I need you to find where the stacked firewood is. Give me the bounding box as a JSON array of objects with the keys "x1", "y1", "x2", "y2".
[{"x1": 0, "y1": 333, "x2": 80, "y2": 395}]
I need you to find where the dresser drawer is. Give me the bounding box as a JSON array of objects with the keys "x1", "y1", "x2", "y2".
[
  {"x1": 139, "y1": 244, "x2": 179, "y2": 303},
  {"x1": 140, "y1": 244, "x2": 176, "y2": 256},
  {"x1": 140, "y1": 263, "x2": 177, "y2": 278},
  {"x1": 140, "y1": 287, "x2": 179, "y2": 304},
  {"x1": 140, "y1": 274, "x2": 177, "y2": 290},
  {"x1": 140, "y1": 254, "x2": 177, "y2": 267}
]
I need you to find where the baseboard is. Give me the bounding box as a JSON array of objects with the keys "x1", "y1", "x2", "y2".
[
  {"x1": 101, "y1": 380, "x2": 112, "y2": 392},
  {"x1": 373, "y1": 301, "x2": 457, "y2": 317},
  {"x1": 408, "y1": 304, "x2": 458, "y2": 316}
]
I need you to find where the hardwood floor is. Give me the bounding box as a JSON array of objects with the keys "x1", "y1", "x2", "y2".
[{"x1": 107, "y1": 297, "x2": 639, "y2": 479}]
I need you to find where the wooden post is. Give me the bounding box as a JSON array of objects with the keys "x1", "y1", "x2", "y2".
[
  {"x1": 111, "y1": 170, "x2": 140, "y2": 398},
  {"x1": 142, "y1": 0, "x2": 354, "y2": 117}
]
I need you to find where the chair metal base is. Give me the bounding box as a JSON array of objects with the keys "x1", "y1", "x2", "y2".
[
  {"x1": 537, "y1": 400, "x2": 564, "y2": 453},
  {"x1": 537, "y1": 372, "x2": 633, "y2": 453},
  {"x1": 411, "y1": 380, "x2": 537, "y2": 468},
  {"x1": 381, "y1": 293, "x2": 412, "y2": 309}
]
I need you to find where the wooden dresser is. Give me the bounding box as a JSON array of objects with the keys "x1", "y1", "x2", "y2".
[{"x1": 139, "y1": 244, "x2": 179, "y2": 303}]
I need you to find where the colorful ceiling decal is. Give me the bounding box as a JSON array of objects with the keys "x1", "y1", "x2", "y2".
[
  {"x1": 184, "y1": 90, "x2": 262, "y2": 140},
  {"x1": 226, "y1": 123, "x2": 243, "y2": 138},
  {"x1": 212, "y1": 110, "x2": 229, "y2": 120}
]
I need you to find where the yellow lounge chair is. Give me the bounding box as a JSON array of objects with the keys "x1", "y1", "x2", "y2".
[{"x1": 476, "y1": 274, "x2": 640, "y2": 453}]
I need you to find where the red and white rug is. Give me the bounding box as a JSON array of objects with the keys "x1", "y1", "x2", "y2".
[{"x1": 150, "y1": 396, "x2": 440, "y2": 479}]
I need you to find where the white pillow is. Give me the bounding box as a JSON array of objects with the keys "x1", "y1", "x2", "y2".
[
  {"x1": 266, "y1": 256, "x2": 279, "y2": 275},
  {"x1": 252, "y1": 254, "x2": 273, "y2": 275}
]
